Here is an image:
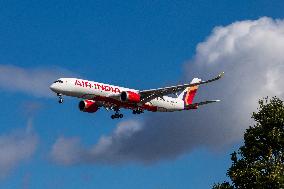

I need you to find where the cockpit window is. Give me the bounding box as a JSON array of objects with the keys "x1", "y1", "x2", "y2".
[{"x1": 53, "y1": 80, "x2": 63, "y2": 83}]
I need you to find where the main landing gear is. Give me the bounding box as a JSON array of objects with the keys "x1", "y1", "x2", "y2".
[
  {"x1": 111, "y1": 113, "x2": 123, "y2": 119},
  {"x1": 133, "y1": 109, "x2": 143, "y2": 114},
  {"x1": 57, "y1": 93, "x2": 63, "y2": 104},
  {"x1": 111, "y1": 108, "x2": 123, "y2": 119}
]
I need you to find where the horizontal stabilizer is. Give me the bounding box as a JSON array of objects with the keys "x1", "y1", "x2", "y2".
[{"x1": 185, "y1": 100, "x2": 220, "y2": 109}]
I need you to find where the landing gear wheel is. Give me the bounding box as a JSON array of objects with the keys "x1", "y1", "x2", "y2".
[
  {"x1": 133, "y1": 109, "x2": 143, "y2": 115},
  {"x1": 57, "y1": 93, "x2": 63, "y2": 104},
  {"x1": 58, "y1": 98, "x2": 63, "y2": 104},
  {"x1": 111, "y1": 113, "x2": 123, "y2": 119}
]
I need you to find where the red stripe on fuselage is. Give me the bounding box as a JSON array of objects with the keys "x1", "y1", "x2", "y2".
[{"x1": 92, "y1": 95, "x2": 157, "y2": 112}]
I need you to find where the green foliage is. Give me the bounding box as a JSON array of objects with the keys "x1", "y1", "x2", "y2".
[
  {"x1": 213, "y1": 97, "x2": 284, "y2": 189},
  {"x1": 212, "y1": 182, "x2": 234, "y2": 189}
]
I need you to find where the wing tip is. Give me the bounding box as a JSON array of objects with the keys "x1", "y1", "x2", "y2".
[{"x1": 218, "y1": 71, "x2": 225, "y2": 79}]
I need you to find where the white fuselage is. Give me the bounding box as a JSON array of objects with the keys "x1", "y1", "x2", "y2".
[{"x1": 50, "y1": 78, "x2": 185, "y2": 112}]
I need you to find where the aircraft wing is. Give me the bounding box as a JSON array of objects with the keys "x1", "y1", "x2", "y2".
[{"x1": 139, "y1": 72, "x2": 224, "y2": 104}]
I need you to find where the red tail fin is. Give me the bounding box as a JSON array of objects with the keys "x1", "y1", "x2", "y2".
[
  {"x1": 178, "y1": 78, "x2": 201, "y2": 106},
  {"x1": 183, "y1": 85, "x2": 199, "y2": 105}
]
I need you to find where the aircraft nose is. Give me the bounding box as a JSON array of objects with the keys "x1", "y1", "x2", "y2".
[{"x1": 49, "y1": 83, "x2": 57, "y2": 92}]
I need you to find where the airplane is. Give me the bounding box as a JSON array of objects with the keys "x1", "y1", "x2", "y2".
[{"x1": 49, "y1": 72, "x2": 224, "y2": 119}]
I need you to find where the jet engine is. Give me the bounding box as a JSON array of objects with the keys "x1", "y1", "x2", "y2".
[
  {"x1": 78, "y1": 100, "x2": 99, "y2": 113},
  {"x1": 120, "y1": 91, "x2": 141, "y2": 103}
]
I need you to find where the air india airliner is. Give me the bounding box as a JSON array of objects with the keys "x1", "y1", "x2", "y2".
[{"x1": 49, "y1": 72, "x2": 224, "y2": 119}]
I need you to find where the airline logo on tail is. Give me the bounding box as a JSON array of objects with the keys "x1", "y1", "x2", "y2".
[{"x1": 182, "y1": 78, "x2": 201, "y2": 106}]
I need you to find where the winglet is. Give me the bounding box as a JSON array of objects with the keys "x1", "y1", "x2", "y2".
[{"x1": 218, "y1": 72, "x2": 225, "y2": 79}]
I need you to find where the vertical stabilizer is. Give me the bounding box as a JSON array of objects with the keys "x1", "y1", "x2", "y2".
[{"x1": 178, "y1": 78, "x2": 201, "y2": 106}]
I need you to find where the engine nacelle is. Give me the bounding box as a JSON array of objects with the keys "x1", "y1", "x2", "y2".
[
  {"x1": 78, "y1": 100, "x2": 99, "y2": 113},
  {"x1": 120, "y1": 91, "x2": 141, "y2": 103}
]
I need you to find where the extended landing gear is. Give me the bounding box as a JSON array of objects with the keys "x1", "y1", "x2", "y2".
[
  {"x1": 111, "y1": 113, "x2": 123, "y2": 119},
  {"x1": 57, "y1": 93, "x2": 63, "y2": 104},
  {"x1": 133, "y1": 108, "x2": 143, "y2": 114},
  {"x1": 111, "y1": 108, "x2": 123, "y2": 119}
]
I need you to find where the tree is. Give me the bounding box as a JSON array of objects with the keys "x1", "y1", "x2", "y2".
[{"x1": 213, "y1": 97, "x2": 284, "y2": 189}]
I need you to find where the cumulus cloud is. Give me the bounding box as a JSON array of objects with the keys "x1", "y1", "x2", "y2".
[
  {"x1": 0, "y1": 126, "x2": 38, "y2": 179},
  {"x1": 51, "y1": 120, "x2": 143, "y2": 165},
  {"x1": 0, "y1": 65, "x2": 74, "y2": 97},
  {"x1": 51, "y1": 17, "x2": 284, "y2": 165},
  {"x1": 51, "y1": 137, "x2": 87, "y2": 165}
]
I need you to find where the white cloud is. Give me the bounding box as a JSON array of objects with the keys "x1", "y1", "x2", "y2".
[
  {"x1": 0, "y1": 65, "x2": 75, "y2": 97},
  {"x1": 51, "y1": 17, "x2": 284, "y2": 165},
  {"x1": 50, "y1": 120, "x2": 143, "y2": 165},
  {"x1": 51, "y1": 137, "x2": 86, "y2": 166},
  {"x1": 0, "y1": 126, "x2": 38, "y2": 179}
]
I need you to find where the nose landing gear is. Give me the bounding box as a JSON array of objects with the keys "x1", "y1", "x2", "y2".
[{"x1": 57, "y1": 93, "x2": 64, "y2": 104}]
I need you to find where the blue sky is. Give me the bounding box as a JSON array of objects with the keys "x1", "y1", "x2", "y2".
[{"x1": 0, "y1": 1, "x2": 284, "y2": 189}]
